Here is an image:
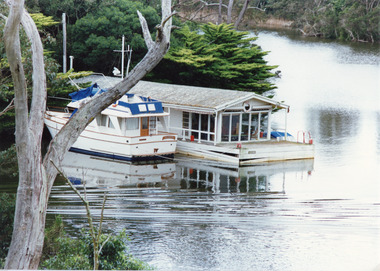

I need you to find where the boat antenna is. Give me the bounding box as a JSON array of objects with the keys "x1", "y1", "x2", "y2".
[
  {"x1": 68, "y1": 75, "x2": 81, "y2": 90},
  {"x1": 113, "y1": 35, "x2": 132, "y2": 79}
]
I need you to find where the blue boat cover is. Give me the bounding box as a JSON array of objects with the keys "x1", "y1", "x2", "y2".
[
  {"x1": 117, "y1": 101, "x2": 164, "y2": 115},
  {"x1": 69, "y1": 83, "x2": 107, "y2": 101},
  {"x1": 69, "y1": 84, "x2": 164, "y2": 115}
]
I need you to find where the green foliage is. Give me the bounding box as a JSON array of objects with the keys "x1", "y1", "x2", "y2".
[
  {"x1": 29, "y1": 13, "x2": 59, "y2": 29},
  {"x1": 150, "y1": 23, "x2": 277, "y2": 94},
  {"x1": 40, "y1": 226, "x2": 151, "y2": 270},
  {"x1": 68, "y1": 0, "x2": 160, "y2": 73},
  {"x1": 0, "y1": 9, "x2": 65, "y2": 135},
  {"x1": 41, "y1": 216, "x2": 92, "y2": 270},
  {"x1": 0, "y1": 6, "x2": 91, "y2": 135},
  {"x1": 0, "y1": 193, "x2": 16, "y2": 261},
  {"x1": 26, "y1": 0, "x2": 111, "y2": 23},
  {"x1": 0, "y1": 145, "x2": 18, "y2": 177},
  {"x1": 42, "y1": 216, "x2": 66, "y2": 258}
]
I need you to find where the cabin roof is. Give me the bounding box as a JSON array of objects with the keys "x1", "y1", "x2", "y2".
[
  {"x1": 130, "y1": 81, "x2": 289, "y2": 112},
  {"x1": 73, "y1": 75, "x2": 289, "y2": 112}
]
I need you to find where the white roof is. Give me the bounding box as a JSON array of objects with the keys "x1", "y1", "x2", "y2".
[
  {"x1": 73, "y1": 75, "x2": 289, "y2": 113},
  {"x1": 130, "y1": 81, "x2": 289, "y2": 112}
]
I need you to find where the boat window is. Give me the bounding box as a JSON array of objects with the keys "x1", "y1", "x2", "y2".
[
  {"x1": 222, "y1": 115, "x2": 230, "y2": 142},
  {"x1": 251, "y1": 114, "x2": 259, "y2": 139},
  {"x1": 182, "y1": 112, "x2": 190, "y2": 138},
  {"x1": 191, "y1": 113, "x2": 199, "y2": 139},
  {"x1": 260, "y1": 113, "x2": 268, "y2": 138},
  {"x1": 183, "y1": 112, "x2": 189, "y2": 129},
  {"x1": 98, "y1": 114, "x2": 108, "y2": 127},
  {"x1": 189, "y1": 168, "x2": 197, "y2": 180},
  {"x1": 209, "y1": 115, "x2": 215, "y2": 141},
  {"x1": 200, "y1": 114, "x2": 208, "y2": 140},
  {"x1": 241, "y1": 113, "x2": 249, "y2": 141},
  {"x1": 207, "y1": 172, "x2": 213, "y2": 182},
  {"x1": 108, "y1": 118, "x2": 115, "y2": 129},
  {"x1": 118, "y1": 117, "x2": 123, "y2": 128},
  {"x1": 141, "y1": 117, "x2": 149, "y2": 130},
  {"x1": 138, "y1": 104, "x2": 147, "y2": 112},
  {"x1": 147, "y1": 104, "x2": 156, "y2": 111},
  {"x1": 126, "y1": 118, "x2": 139, "y2": 130},
  {"x1": 231, "y1": 114, "x2": 240, "y2": 141}
]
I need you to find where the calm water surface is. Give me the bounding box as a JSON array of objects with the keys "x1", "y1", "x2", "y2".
[{"x1": 46, "y1": 30, "x2": 380, "y2": 271}]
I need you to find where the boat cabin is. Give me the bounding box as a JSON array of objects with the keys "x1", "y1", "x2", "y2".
[
  {"x1": 130, "y1": 81, "x2": 290, "y2": 145},
  {"x1": 67, "y1": 83, "x2": 169, "y2": 138}
]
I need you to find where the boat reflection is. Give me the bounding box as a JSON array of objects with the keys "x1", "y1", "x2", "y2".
[
  {"x1": 176, "y1": 157, "x2": 314, "y2": 193},
  {"x1": 59, "y1": 152, "x2": 314, "y2": 194},
  {"x1": 60, "y1": 151, "x2": 177, "y2": 188}
]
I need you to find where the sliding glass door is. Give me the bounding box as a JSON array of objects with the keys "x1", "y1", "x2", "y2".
[{"x1": 221, "y1": 112, "x2": 269, "y2": 142}]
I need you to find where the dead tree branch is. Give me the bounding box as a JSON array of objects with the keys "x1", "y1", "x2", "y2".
[{"x1": 0, "y1": 99, "x2": 15, "y2": 117}]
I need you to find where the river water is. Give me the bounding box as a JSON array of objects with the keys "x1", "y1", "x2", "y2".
[{"x1": 45, "y1": 30, "x2": 380, "y2": 270}]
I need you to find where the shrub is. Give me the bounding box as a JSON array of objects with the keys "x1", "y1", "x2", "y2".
[
  {"x1": 40, "y1": 218, "x2": 152, "y2": 270},
  {"x1": 0, "y1": 193, "x2": 16, "y2": 261}
]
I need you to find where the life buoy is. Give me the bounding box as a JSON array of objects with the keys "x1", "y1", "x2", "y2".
[
  {"x1": 243, "y1": 102, "x2": 251, "y2": 112},
  {"x1": 112, "y1": 101, "x2": 119, "y2": 107}
]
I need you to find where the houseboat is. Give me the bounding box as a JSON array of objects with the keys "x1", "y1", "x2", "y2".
[
  {"x1": 44, "y1": 83, "x2": 177, "y2": 161},
  {"x1": 129, "y1": 81, "x2": 314, "y2": 165},
  {"x1": 71, "y1": 76, "x2": 314, "y2": 165}
]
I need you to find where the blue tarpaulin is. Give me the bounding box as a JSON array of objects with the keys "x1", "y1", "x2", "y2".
[
  {"x1": 69, "y1": 83, "x2": 107, "y2": 101},
  {"x1": 69, "y1": 84, "x2": 164, "y2": 115},
  {"x1": 270, "y1": 131, "x2": 293, "y2": 138}
]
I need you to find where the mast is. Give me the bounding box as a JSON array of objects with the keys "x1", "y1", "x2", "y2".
[{"x1": 62, "y1": 13, "x2": 67, "y2": 73}]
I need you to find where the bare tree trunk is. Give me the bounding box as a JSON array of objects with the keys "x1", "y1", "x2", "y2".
[
  {"x1": 3, "y1": 0, "x2": 173, "y2": 268},
  {"x1": 234, "y1": 0, "x2": 250, "y2": 29},
  {"x1": 217, "y1": 0, "x2": 222, "y2": 24},
  {"x1": 227, "y1": 0, "x2": 234, "y2": 24},
  {"x1": 4, "y1": 0, "x2": 47, "y2": 269}
]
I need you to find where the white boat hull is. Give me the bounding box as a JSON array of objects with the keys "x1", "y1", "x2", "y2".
[{"x1": 44, "y1": 111, "x2": 177, "y2": 162}]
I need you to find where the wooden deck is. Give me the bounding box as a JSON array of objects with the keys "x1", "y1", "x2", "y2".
[{"x1": 176, "y1": 139, "x2": 315, "y2": 165}]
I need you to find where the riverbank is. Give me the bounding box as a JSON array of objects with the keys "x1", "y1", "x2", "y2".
[
  {"x1": 178, "y1": 10, "x2": 293, "y2": 30},
  {"x1": 255, "y1": 18, "x2": 293, "y2": 29},
  {"x1": 177, "y1": 6, "x2": 379, "y2": 43}
]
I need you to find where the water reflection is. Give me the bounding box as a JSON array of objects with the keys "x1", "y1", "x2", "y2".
[
  {"x1": 49, "y1": 152, "x2": 315, "y2": 224},
  {"x1": 56, "y1": 152, "x2": 314, "y2": 195},
  {"x1": 48, "y1": 152, "x2": 380, "y2": 271},
  {"x1": 177, "y1": 158, "x2": 313, "y2": 194},
  {"x1": 309, "y1": 108, "x2": 360, "y2": 145},
  {"x1": 60, "y1": 152, "x2": 176, "y2": 188}
]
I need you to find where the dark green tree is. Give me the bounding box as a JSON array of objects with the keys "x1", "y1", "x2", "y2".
[
  {"x1": 68, "y1": 0, "x2": 160, "y2": 74},
  {"x1": 0, "y1": 193, "x2": 16, "y2": 264},
  {"x1": 150, "y1": 23, "x2": 277, "y2": 94},
  {"x1": 25, "y1": 0, "x2": 109, "y2": 23}
]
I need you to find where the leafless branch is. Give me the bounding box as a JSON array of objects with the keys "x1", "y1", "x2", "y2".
[
  {"x1": 0, "y1": 99, "x2": 15, "y2": 117},
  {"x1": 199, "y1": 0, "x2": 228, "y2": 9},
  {"x1": 247, "y1": 6, "x2": 266, "y2": 11},
  {"x1": 137, "y1": 10, "x2": 154, "y2": 50}
]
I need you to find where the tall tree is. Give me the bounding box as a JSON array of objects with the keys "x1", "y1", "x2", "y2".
[
  {"x1": 69, "y1": 0, "x2": 161, "y2": 73},
  {"x1": 1, "y1": 0, "x2": 173, "y2": 268},
  {"x1": 151, "y1": 23, "x2": 277, "y2": 94}
]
